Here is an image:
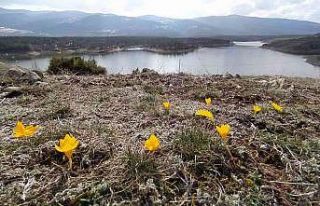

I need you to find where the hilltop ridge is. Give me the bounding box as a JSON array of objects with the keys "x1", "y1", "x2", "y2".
[{"x1": 1, "y1": 7, "x2": 320, "y2": 36}]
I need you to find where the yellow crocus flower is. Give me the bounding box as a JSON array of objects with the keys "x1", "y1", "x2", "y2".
[
  {"x1": 144, "y1": 134, "x2": 160, "y2": 152},
  {"x1": 55, "y1": 134, "x2": 79, "y2": 169},
  {"x1": 205, "y1": 97, "x2": 212, "y2": 106},
  {"x1": 271, "y1": 102, "x2": 283, "y2": 113},
  {"x1": 216, "y1": 124, "x2": 231, "y2": 141},
  {"x1": 245, "y1": 178, "x2": 255, "y2": 187},
  {"x1": 195, "y1": 109, "x2": 214, "y2": 121},
  {"x1": 163, "y1": 101, "x2": 171, "y2": 111},
  {"x1": 12, "y1": 121, "x2": 39, "y2": 138},
  {"x1": 253, "y1": 105, "x2": 262, "y2": 114}
]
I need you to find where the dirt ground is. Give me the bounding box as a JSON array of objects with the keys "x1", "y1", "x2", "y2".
[{"x1": 0, "y1": 72, "x2": 319, "y2": 205}]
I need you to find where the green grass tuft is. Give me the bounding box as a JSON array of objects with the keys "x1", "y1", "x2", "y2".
[
  {"x1": 174, "y1": 128, "x2": 213, "y2": 161},
  {"x1": 143, "y1": 84, "x2": 164, "y2": 95},
  {"x1": 124, "y1": 151, "x2": 158, "y2": 181}
]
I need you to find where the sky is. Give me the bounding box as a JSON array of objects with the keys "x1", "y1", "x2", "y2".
[{"x1": 0, "y1": 0, "x2": 319, "y2": 22}]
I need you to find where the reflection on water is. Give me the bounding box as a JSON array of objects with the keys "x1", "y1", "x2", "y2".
[{"x1": 11, "y1": 42, "x2": 320, "y2": 78}]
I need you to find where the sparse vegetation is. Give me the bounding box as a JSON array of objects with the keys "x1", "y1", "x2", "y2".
[
  {"x1": 136, "y1": 94, "x2": 157, "y2": 112},
  {"x1": 41, "y1": 104, "x2": 73, "y2": 120},
  {"x1": 124, "y1": 151, "x2": 158, "y2": 181},
  {"x1": 143, "y1": 84, "x2": 164, "y2": 95},
  {"x1": 0, "y1": 72, "x2": 319, "y2": 205}
]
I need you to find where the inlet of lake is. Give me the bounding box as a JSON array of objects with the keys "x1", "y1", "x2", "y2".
[{"x1": 11, "y1": 42, "x2": 320, "y2": 78}]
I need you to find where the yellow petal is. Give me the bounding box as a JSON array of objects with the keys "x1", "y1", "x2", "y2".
[
  {"x1": 163, "y1": 101, "x2": 171, "y2": 110},
  {"x1": 55, "y1": 144, "x2": 64, "y2": 152},
  {"x1": 195, "y1": 109, "x2": 214, "y2": 121},
  {"x1": 205, "y1": 98, "x2": 212, "y2": 106},
  {"x1": 271, "y1": 102, "x2": 283, "y2": 112},
  {"x1": 216, "y1": 124, "x2": 231, "y2": 140},
  {"x1": 13, "y1": 121, "x2": 26, "y2": 138},
  {"x1": 55, "y1": 134, "x2": 79, "y2": 153},
  {"x1": 253, "y1": 105, "x2": 262, "y2": 114},
  {"x1": 24, "y1": 125, "x2": 39, "y2": 137},
  {"x1": 144, "y1": 134, "x2": 160, "y2": 152}
]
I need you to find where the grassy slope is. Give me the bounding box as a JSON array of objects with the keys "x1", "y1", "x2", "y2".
[{"x1": 0, "y1": 73, "x2": 319, "y2": 205}]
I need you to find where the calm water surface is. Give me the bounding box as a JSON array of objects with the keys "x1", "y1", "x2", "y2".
[{"x1": 12, "y1": 42, "x2": 320, "y2": 77}]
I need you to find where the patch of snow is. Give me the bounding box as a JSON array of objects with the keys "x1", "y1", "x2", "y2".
[
  {"x1": 156, "y1": 25, "x2": 170, "y2": 30},
  {"x1": 0, "y1": 26, "x2": 33, "y2": 34},
  {"x1": 101, "y1": 29, "x2": 117, "y2": 34}
]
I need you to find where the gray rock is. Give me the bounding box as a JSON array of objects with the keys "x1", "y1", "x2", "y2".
[
  {"x1": 4, "y1": 86, "x2": 22, "y2": 92},
  {"x1": 1, "y1": 65, "x2": 42, "y2": 84},
  {"x1": 32, "y1": 70, "x2": 44, "y2": 79},
  {"x1": 141, "y1": 68, "x2": 158, "y2": 75},
  {"x1": 1, "y1": 86, "x2": 23, "y2": 98}
]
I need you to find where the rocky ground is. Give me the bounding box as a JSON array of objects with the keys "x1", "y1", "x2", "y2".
[{"x1": 0, "y1": 68, "x2": 319, "y2": 205}]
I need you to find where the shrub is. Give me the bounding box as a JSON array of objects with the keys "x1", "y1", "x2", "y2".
[{"x1": 47, "y1": 56, "x2": 106, "y2": 75}]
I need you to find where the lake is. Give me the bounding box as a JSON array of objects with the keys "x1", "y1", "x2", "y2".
[{"x1": 11, "y1": 42, "x2": 320, "y2": 78}]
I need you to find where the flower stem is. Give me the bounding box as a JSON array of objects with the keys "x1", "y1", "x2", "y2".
[
  {"x1": 224, "y1": 141, "x2": 235, "y2": 165},
  {"x1": 68, "y1": 158, "x2": 73, "y2": 170}
]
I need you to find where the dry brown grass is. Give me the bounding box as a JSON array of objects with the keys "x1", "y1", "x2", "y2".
[{"x1": 0, "y1": 73, "x2": 319, "y2": 205}]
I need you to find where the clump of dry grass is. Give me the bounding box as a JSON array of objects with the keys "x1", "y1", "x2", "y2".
[{"x1": 0, "y1": 73, "x2": 319, "y2": 205}]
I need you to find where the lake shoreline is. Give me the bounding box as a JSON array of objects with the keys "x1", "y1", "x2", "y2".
[
  {"x1": 305, "y1": 55, "x2": 320, "y2": 67},
  {"x1": 261, "y1": 46, "x2": 320, "y2": 67},
  {"x1": 0, "y1": 36, "x2": 232, "y2": 61},
  {"x1": 4, "y1": 44, "x2": 319, "y2": 78},
  {"x1": 0, "y1": 45, "x2": 233, "y2": 61},
  {"x1": 2, "y1": 43, "x2": 319, "y2": 70},
  {"x1": 262, "y1": 34, "x2": 320, "y2": 67}
]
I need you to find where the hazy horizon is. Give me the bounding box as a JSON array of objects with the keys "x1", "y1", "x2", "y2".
[{"x1": 0, "y1": 0, "x2": 319, "y2": 23}]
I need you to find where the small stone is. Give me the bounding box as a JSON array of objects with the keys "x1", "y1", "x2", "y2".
[
  {"x1": 1, "y1": 87, "x2": 23, "y2": 98},
  {"x1": 224, "y1": 72, "x2": 233, "y2": 79},
  {"x1": 4, "y1": 86, "x2": 22, "y2": 92},
  {"x1": 235, "y1": 74, "x2": 241, "y2": 78},
  {"x1": 35, "y1": 81, "x2": 49, "y2": 86}
]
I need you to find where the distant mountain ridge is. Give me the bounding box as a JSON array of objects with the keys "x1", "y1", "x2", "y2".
[{"x1": 0, "y1": 7, "x2": 320, "y2": 37}]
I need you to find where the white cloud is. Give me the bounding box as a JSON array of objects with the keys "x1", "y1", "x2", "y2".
[{"x1": 0, "y1": 0, "x2": 319, "y2": 22}]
